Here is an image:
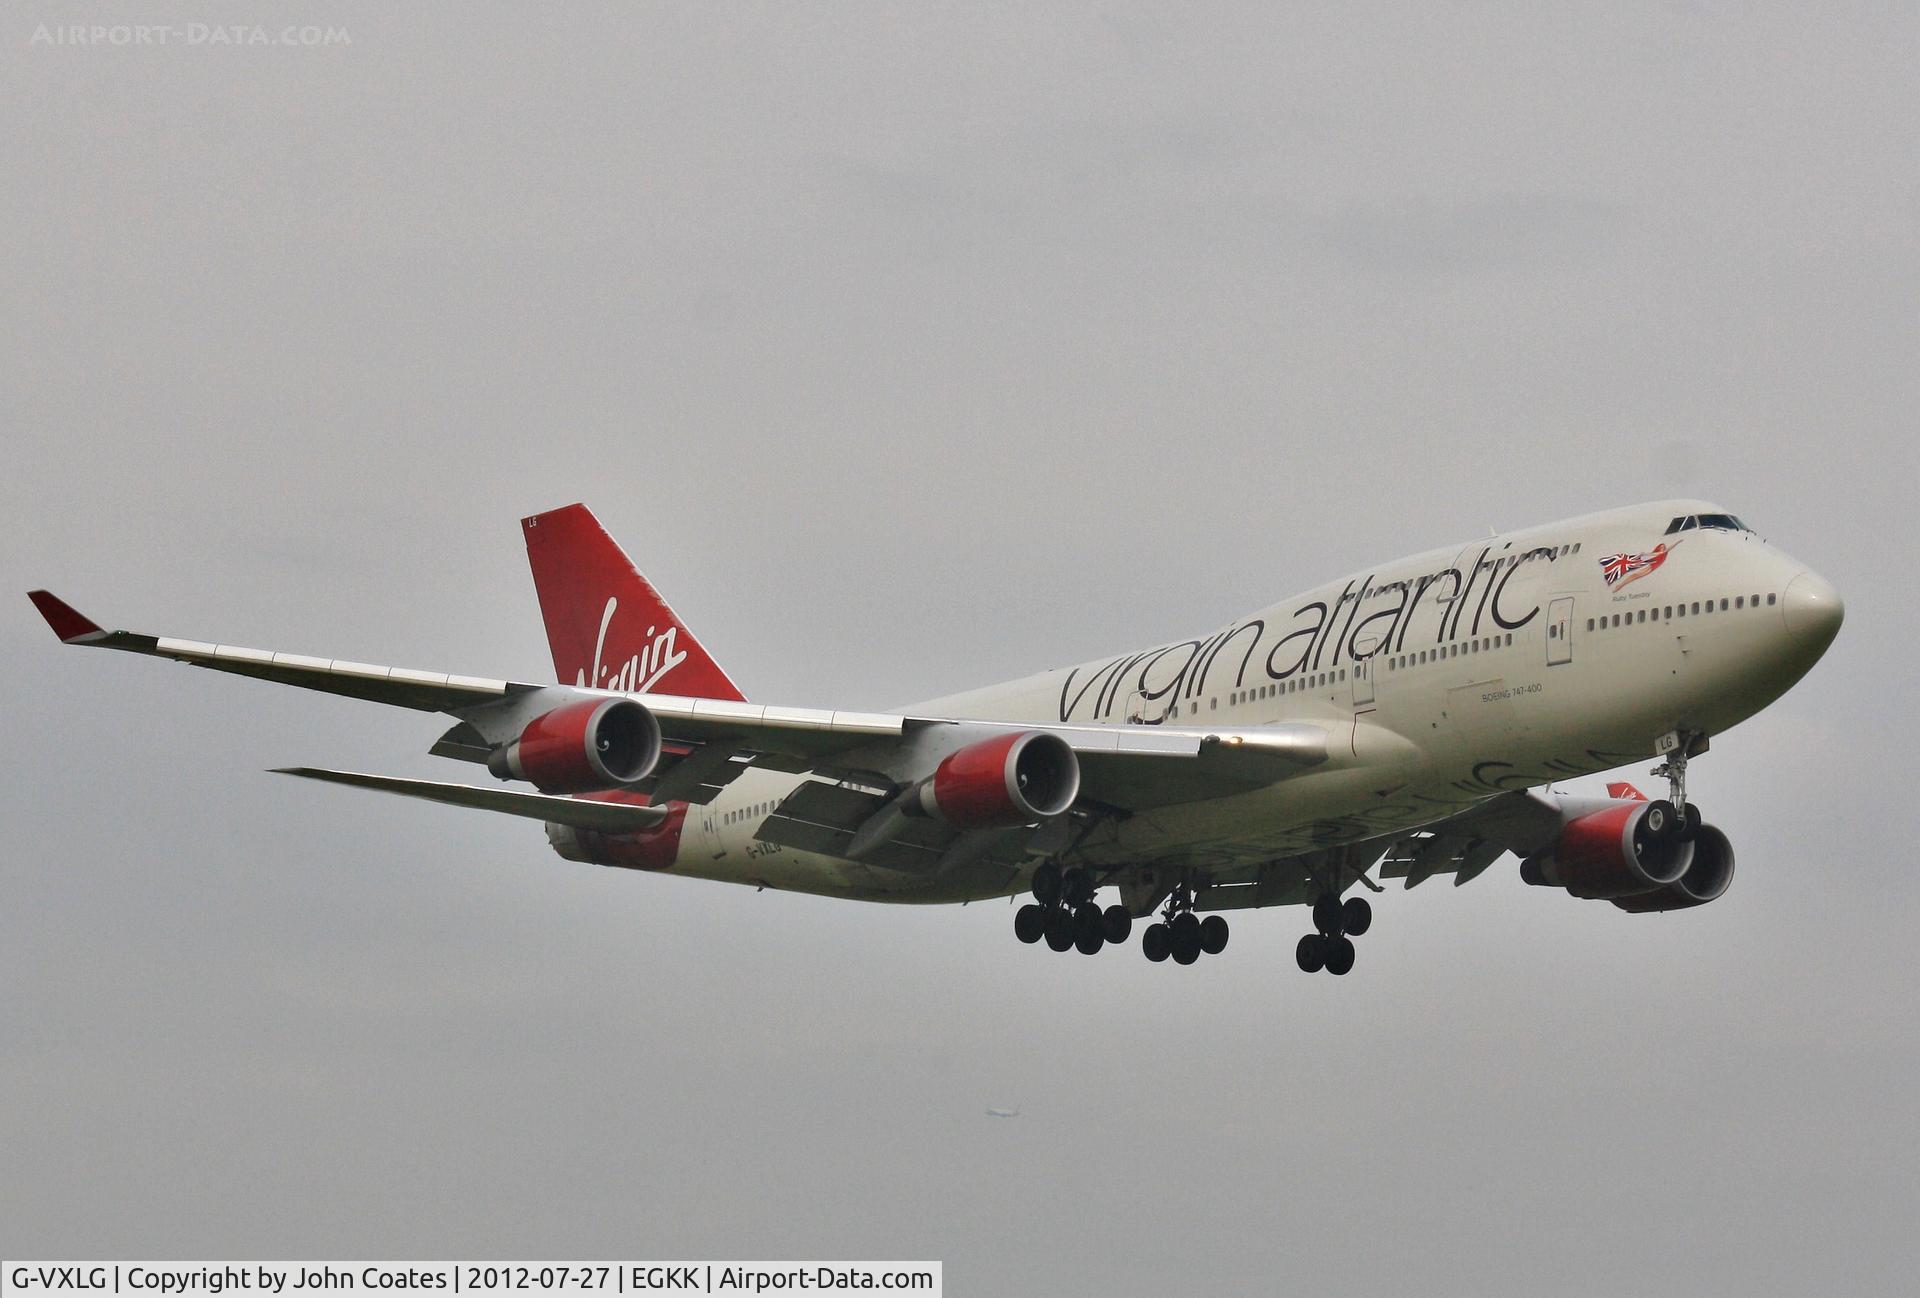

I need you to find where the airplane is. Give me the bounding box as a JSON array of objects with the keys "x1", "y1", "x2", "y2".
[
  {"x1": 985, "y1": 1108, "x2": 1021, "y2": 1119},
  {"x1": 27, "y1": 499, "x2": 1842, "y2": 975}
]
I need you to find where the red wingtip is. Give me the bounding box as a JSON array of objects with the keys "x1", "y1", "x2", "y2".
[
  {"x1": 1606, "y1": 781, "x2": 1648, "y2": 801},
  {"x1": 27, "y1": 590, "x2": 104, "y2": 642}
]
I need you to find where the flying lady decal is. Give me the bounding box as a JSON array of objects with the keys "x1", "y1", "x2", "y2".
[{"x1": 1599, "y1": 541, "x2": 1677, "y2": 591}]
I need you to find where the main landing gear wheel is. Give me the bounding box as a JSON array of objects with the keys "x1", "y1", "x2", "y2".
[
  {"x1": 1019, "y1": 864, "x2": 1135, "y2": 955},
  {"x1": 1172, "y1": 927, "x2": 1202, "y2": 964},
  {"x1": 1323, "y1": 935, "x2": 1356, "y2": 976},
  {"x1": 1142, "y1": 922, "x2": 1172, "y2": 962},
  {"x1": 1014, "y1": 904, "x2": 1046, "y2": 944},
  {"x1": 1043, "y1": 908, "x2": 1076, "y2": 952},
  {"x1": 1298, "y1": 891, "x2": 1372, "y2": 974},
  {"x1": 1644, "y1": 799, "x2": 1678, "y2": 841},
  {"x1": 1677, "y1": 802, "x2": 1702, "y2": 842},
  {"x1": 1073, "y1": 904, "x2": 1106, "y2": 955},
  {"x1": 1141, "y1": 882, "x2": 1226, "y2": 966},
  {"x1": 1296, "y1": 934, "x2": 1326, "y2": 973}
]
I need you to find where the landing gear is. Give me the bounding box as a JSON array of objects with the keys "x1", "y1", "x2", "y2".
[
  {"x1": 1297, "y1": 892, "x2": 1371, "y2": 975},
  {"x1": 1018, "y1": 865, "x2": 1133, "y2": 956},
  {"x1": 1651, "y1": 731, "x2": 1707, "y2": 844},
  {"x1": 1017, "y1": 867, "x2": 1231, "y2": 964},
  {"x1": 1140, "y1": 883, "x2": 1227, "y2": 967}
]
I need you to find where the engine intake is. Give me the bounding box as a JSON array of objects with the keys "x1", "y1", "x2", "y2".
[
  {"x1": 488, "y1": 698, "x2": 661, "y2": 793},
  {"x1": 918, "y1": 731, "x2": 1080, "y2": 828},
  {"x1": 1613, "y1": 824, "x2": 1735, "y2": 912},
  {"x1": 1519, "y1": 799, "x2": 1691, "y2": 899}
]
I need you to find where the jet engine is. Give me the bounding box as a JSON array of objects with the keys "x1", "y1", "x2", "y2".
[
  {"x1": 1611, "y1": 824, "x2": 1735, "y2": 912},
  {"x1": 1518, "y1": 798, "x2": 1691, "y2": 899},
  {"x1": 487, "y1": 697, "x2": 661, "y2": 793},
  {"x1": 915, "y1": 731, "x2": 1081, "y2": 828}
]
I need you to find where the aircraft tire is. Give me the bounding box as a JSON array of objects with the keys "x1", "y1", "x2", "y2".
[
  {"x1": 1312, "y1": 896, "x2": 1344, "y2": 936},
  {"x1": 1342, "y1": 896, "x2": 1372, "y2": 937},
  {"x1": 1645, "y1": 799, "x2": 1677, "y2": 841},
  {"x1": 1324, "y1": 935, "x2": 1356, "y2": 976},
  {"x1": 1074, "y1": 903, "x2": 1105, "y2": 941},
  {"x1": 1199, "y1": 914, "x2": 1229, "y2": 955},
  {"x1": 1102, "y1": 904, "x2": 1132, "y2": 945},
  {"x1": 1044, "y1": 908, "x2": 1075, "y2": 952},
  {"x1": 1142, "y1": 922, "x2": 1171, "y2": 962},
  {"x1": 1062, "y1": 868, "x2": 1094, "y2": 906},
  {"x1": 1075, "y1": 927, "x2": 1105, "y2": 956},
  {"x1": 1014, "y1": 904, "x2": 1047, "y2": 944},
  {"x1": 1296, "y1": 934, "x2": 1326, "y2": 973},
  {"x1": 1031, "y1": 864, "x2": 1062, "y2": 906},
  {"x1": 1678, "y1": 803, "x2": 1702, "y2": 842},
  {"x1": 1172, "y1": 930, "x2": 1201, "y2": 964}
]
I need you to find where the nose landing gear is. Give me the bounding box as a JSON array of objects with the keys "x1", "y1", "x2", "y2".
[{"x1": 1650, "y1": 729, "x2": 1707, "y2": 841}]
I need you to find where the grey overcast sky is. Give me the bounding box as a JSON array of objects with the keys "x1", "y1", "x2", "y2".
[{"x1": 3, "y1": 2, "x2": 1915, "y2": 1293}]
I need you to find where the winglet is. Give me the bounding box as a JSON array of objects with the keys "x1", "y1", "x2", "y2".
[
  {"x1": 27, "y1": 590, "x2": 105, "y2": 642},
  {"x1": 1606, "y1": 781, "x2": 1648, "y2": 801}
]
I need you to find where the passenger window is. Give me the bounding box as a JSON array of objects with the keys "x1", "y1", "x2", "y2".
[
  {"x1": 1720, "y1": 599, "x2": 1729, "y2": 611},
  {"x1": 1691, "y1": 602, "x2": 1700, "y2": 615},
  {"x1": 1735, "y1": 597, "x2": 1744, "y2": 609},
  {"x1": 1767, "y1": 593, "x2": 1777, "y2": 605}
]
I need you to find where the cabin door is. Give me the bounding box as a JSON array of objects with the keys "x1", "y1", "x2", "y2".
[{"x1": 1546, "y1": 597, "x2": 1574, "y2": 666}]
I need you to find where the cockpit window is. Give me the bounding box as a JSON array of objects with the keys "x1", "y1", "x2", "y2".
[{"x1": 1664, "y1": 513, "x2": 1751, "y2": 535}]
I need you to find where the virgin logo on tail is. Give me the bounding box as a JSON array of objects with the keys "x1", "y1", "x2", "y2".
[{"x1": 578, "y1": 596, "x2": 689, "y2": 693}]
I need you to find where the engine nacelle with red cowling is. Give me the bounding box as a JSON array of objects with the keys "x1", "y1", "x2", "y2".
[
  {"x1": 486, "y1": 697, "x2": 662, "y2": 793},
  {"x1": 1612, "y1": 824, "x2": 1735, "y2": 912},
  {"x1": 1518, "y1": 797, "x2": 1692, "y2": 899},
  {"x1": 914, "y1": 731, "x2": 1081, "y2": 829}
]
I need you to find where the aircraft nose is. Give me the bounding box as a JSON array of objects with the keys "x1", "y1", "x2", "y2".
[{"x1": 1782, "y1": 570, "x2": 1844, "y2": 649}]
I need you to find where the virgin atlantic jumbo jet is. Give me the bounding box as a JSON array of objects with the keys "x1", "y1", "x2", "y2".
[{"x1": 29, "y1": 501, "x2": 1841, "y2": 974}]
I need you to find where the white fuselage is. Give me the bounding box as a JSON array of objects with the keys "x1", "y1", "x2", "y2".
[{"x1": 646, "y1": 501, "x2": 1840, "y2": 903}]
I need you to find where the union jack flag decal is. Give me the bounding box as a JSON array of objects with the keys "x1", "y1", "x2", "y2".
[{"x1": 1599, "y1": 541, "x2": 1675, "y2": 590}]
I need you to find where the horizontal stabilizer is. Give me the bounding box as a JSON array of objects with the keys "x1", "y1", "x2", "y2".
[{"x1": 272, "y1": 767, "x2": 669, "y2": 833}]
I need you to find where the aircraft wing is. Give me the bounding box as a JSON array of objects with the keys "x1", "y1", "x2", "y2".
[
  {"x1": 272, "y1": 767, "x2": 671, "y2": 832},
  {"x1": 29, "y1": 590, "x2": 1347, "y2": 820},
  {"x1": 1375, "y1": 791, "x2": 1567, "y2": 888},
  {"x1": 27, "y1": 590, "x2": 524, "y2": 712}
]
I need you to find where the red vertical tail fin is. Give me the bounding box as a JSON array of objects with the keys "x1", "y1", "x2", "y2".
[{"x1": 521, "y1": 504, "x2": 747, "y2": 702}]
